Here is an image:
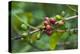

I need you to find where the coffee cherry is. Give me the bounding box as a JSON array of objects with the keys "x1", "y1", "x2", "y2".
[
  {"x1": 46, "y1": 30, "x2": 52, "y2": 36},
  {"x1": 44, "y1": 21, "x2": 49, "y2": 26},
  {"x1": 45, "y1": 25, "x2": 52, "y2": 30},
  {"x1": 58, "y1": 20, "x2": 64, "y2": 25},
  {"x1": 21, "y1": 24, "x2": 27, "y2": 30},
  {"x1": 45, "y1": 17, "x2": 49, "y2": 21},
  {"x1": 49, "y1": 18, "x2": 56, "y2": 24},
  {"x1": 55, "y1": 15, "x2": 62, "y2": 20}
]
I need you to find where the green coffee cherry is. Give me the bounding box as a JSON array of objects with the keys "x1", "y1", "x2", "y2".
[
  {"x1": 55, "y1": 15, "x2": 63, "y2": 20},
  {"x1": 21, "y1": 32, "x2": 28, "y2": 36},
  {"x1": 61, "y1": 11, "x2": 65, "y2": 16},
  {"x1": 21, "y1": 24, "x2": 27, "y2": 30},
  {"x1": 20, "y1": 38, "x2": 24, "y2": 40}
]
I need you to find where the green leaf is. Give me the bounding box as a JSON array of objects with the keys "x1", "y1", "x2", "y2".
[
  {"x1": 49, "y1": 32, "x2": 64, "y2": 50},
  {"x1": 60, "y1": 32, "x2": 69, "y2": 41},
  {"x1": 11, "y1": 16, "x2": 22, "y2": 35},
  {"x1": 24, "y1": 12, "x2": 33, "y2": 24},
  {"x1": 15, "y1": 15, "x2": 28, "y2": 25}
]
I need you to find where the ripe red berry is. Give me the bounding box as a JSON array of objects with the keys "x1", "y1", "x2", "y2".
[
  {"x1": 49, "y1": 18, "x2": 56, "y2": 24},
  {"x1": 44, "y1": 21, "x2": 49, "y2": 26},
  {"x1": 45, "y1": 25, "x2": 52, "y2": 30}
]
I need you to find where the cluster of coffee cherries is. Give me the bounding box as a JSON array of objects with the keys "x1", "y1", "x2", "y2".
[{"x1": 43, "y1": 16, "x2": 65, "y2": 36}]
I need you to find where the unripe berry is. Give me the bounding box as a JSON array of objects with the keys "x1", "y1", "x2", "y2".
[
  {"x1": 49, "y1": 18, "x2": 56, "y2": 24},
  {"x1": 55, "y1": 15, "x2": 62, "y2": 20},
  {"x1": 21, "y1": 24, "x2": 27, "y2": 30},
  {"x1": 45, "y1": 25, "x2": 52, "y2": 30},
  {"x1": 58, "y1": 20, "x2": 64, "y2": 25},
  {"x1": 44, "y1": 21, "x2": 49, "y2": 26}
]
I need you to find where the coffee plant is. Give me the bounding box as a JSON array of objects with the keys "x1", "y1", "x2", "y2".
[{"x1": 10, "y1": 1, "x2": 78, "y2": 52}]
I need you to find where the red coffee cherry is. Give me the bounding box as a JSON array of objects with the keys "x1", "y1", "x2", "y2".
[
  {"x1": 44, "y1": 21, "x2": 49, "y2": 26},
  {"x1": 49, "y1": 18, "x2": 56, "y2": 24},
  {"x1": 46, "y1": 30, "x2": 52, "y2": 36},
  {"x1": 58, "y1": 20, "x2": 64, "y2": 25},
  {"x1": 45, "y1": 25, "x2": 52, "y2": 30}
]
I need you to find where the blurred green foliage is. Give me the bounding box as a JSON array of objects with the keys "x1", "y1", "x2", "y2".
[{"x1": 10, "y1": 1, "x2": 78, "y2": 53}]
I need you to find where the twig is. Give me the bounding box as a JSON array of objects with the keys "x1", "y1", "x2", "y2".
[
  {"x1": 66, "y1": 28, "x2": 78, "y2": 32},
  {"x1": 55, "y1": 15, "x2": 77, "y2": 25},
  {"x1": 29, "y1": 29, "x2": 40, "y2": 34},
  {"x1": 11, "y1": 29, "x2": 40, "y2": 40},
  {"x1": 12, "y1": 28, "x2": 77, "y2": 40},
  {"x1": 64, "y1": 15, "x2": 78, "y2": 20}
]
